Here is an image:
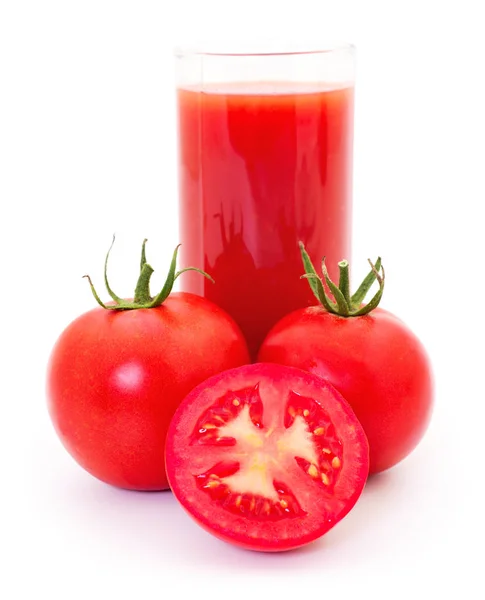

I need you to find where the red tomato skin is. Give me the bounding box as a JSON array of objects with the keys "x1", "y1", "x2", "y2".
[
  {"x1": 258, "y1": 306, "x2": 433, "y2": 473},
  {"x1": 47, "y1": 292, "x2": 250, "y2": 491}
]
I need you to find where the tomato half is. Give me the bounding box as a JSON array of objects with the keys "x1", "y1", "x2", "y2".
[
  {"x1": 165, "y1": 363, "x2": 369, "y2": 552},
  {"x1": 47, "y1": 292, "x2": 250, "y2": 491}
]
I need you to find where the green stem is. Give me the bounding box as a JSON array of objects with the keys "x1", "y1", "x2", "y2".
[
  {"x1": 351, "y1": 257, "x2": 382, "y2": 306},
  {"x1": 298, "y1": 242, "x2": 338, "y2": 312},
  {"x1": 83, "y1": 275, "x2": 109, "y2": 309},
  {"x1": 175, "y1": 267, "x2": 215, "y2": 284},
  {"x1": 140, "y1": 238, "x2": 148, "y2": 272},
  {"x1": 133, "y1": 262, "x2": 154, "y2": 304},
  {"x1": 352, "y1": 261, "x2": 385, "y2": 316},
  {"x1": 84, "y1": 238, "x2": 213, "y2": 311},
  {"x1": 338, "y1": 260, "x2": 351, "y2": 306},
  {"x1": 301, "y1": 274, "x2": 338, "y2": 313},
  {"x1": 298, "y1": 242, "x2": 385, "y2": 317},
  {"x1": 321, "y1": 259, "x2": 349, "y2": 316},
  {"x1": 147, "y1": 245, "x2": 181, "y2": 308},
  {"x1": 104, "y1": 235, "x2": 124, "y2": 304}
]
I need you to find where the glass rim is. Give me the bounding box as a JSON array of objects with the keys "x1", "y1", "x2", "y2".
[{"x1": 174, "y1": 41, "x2": 355, "y2": 58}]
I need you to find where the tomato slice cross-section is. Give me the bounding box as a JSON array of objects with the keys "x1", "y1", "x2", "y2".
[{"x1": 165, "y1": 363, "x2": 369, "y2": 552}]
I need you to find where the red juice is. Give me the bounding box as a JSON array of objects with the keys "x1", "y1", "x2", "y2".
[{"x1": 177, "y1": 83, "x2": 354, "y2": 357}]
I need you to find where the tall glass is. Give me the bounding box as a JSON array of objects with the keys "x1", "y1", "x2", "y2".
[{"x1": 175, "y1": 43, "x2": 355, "y2": 357}]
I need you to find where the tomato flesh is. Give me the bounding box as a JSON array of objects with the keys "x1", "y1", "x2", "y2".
[{"x1": 165, "y1": 363, "x2": 369, "y2": 551}]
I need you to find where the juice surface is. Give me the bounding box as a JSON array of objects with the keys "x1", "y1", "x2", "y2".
[{"x1": 177, "y1": 83, "x2": 354, "y2": 357}]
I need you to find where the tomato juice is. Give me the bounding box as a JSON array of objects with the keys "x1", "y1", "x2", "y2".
[{"x1": 178, "y1": 83, "x2": 354, "y2": 357}]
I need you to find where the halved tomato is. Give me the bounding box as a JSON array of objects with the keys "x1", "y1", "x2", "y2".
[{"x1": 165, "y1": 363, "x2": 369, "y2": 552}]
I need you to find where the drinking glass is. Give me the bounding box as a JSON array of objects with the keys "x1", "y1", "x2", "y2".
[{"x1": 175, "y1": 43, "x2": 355, "y2": 357}]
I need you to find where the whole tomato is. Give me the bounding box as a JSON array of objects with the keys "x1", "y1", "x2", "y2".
[
  {"x1": 47, "y1": 239, "x2": 250, "y2": 490},
  {"x1": 258, "y1": 244, "x2": 433, "y2": 474}
]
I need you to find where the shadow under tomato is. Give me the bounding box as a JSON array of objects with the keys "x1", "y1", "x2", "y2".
[
  {"x1": 54, "y1": 465, "x2": 403, "y2": 571},
  {"x1": 62, "y1": 475, "x2": 329, "y2": 569},
  {"x1": 363, "y1": 469, "x2": 399, "y2": 493},
  {"x1": 314, "y1": 467, "x2": 403, "y2": 552}
]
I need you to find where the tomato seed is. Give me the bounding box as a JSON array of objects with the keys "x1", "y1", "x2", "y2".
[
  {"x1": 321, "y1": 473, "x2": 330, "y2": 485},
  {"x1": 332, "y1": 457, "x2": 341, "y2": 469},
  {"x1": 303, "y1": 409, "x2": 310, "y2": 417},
  {"x1": 322, "y1": 448, "x2": 332, "y2": 454},
  {"x1": 232, "y1": 399, "x2": 240, "y2": 407},
  {"x1": 307, "y1": 464, "x2": 319, "y2": 478},
  {"x1": 313, "y1": 427, "x2": 325, "y2": 436},
  {"x1": 280, "y1": 499, "x2": 288, "y2": 509}
]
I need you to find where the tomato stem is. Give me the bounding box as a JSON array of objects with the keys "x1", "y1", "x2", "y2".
[
  {"x1": 145, "y1": 244, "x2": 180, "y2": 307},
  {"x1": 82, "y1": 274, "x2": 110, "y2": 309},
  {"x1": 338, "y1": 260, "x2": 351, "y2": 305},
  {"x1": 84, "y1": 237, "x2": 214, "y2": 311},
  {"x1": 321, "y1": 259, "x2": 349, "y2": 316},
  {"x1": 351, "y1": 257, "x2": 383, "y2": 305},
  {"x1": 299, "y1": 242, "x2": 385, "y2": 317},
  {"x1": 351, "y1": 260, "x2": 386, "y2": 316},
  {"x1": 104, "y1": 235, "x2": 125, "y2": 305},
  {"x1": 299, "y1": 244, "x2": 337, "y2": 312},
  {"x1": 140, "y1": 238, "x2": 148, "y2": 272},
  {"x1": 134, "y1": 262, "x2": 155, "y2": 304}
]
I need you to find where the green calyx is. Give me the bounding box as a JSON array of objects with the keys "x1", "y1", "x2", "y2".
[
  {"x1": 83, "y1": 236, "x2": 213, "y2": 310},
  {"x1": 299, "y1": 242, "x2": 385, "y2": 317}
]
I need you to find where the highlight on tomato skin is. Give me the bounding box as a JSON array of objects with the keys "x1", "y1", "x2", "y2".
[{"x1": 165, "y1": 363, "x2": 370, "y2": 552}]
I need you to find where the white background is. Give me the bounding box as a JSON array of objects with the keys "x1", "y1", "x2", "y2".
[{"x1": 1, "y1": 1, "x2": 483, "y2": 598}]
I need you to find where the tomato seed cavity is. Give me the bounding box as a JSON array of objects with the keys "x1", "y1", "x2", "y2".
[
  {"x1": 195, "y1": 466, "x2": 304, "y2": 521},
  {"x1": 191, "y1": 384, "x2": 264, "y2": 445},
  {"x1": 192, "y1": 385, "x2": 344, "y2": 519},
  {"x1": 285, "y1": 391, "x2": 343, "y2": 491}
]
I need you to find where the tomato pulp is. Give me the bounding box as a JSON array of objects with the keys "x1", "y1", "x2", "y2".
[
  {"x1": 165, "y1": 363, "x2": 369, "y2": 551},
  {"x1": 178, "y1": 83, "x2": 354, "y2": 357}
]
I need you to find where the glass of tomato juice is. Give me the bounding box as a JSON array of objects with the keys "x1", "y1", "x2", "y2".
[{"x1": 175, "y1": 43, "x2": 355, "y2": 358}]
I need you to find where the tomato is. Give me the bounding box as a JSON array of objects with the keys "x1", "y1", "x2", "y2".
[
  {"x1": 165, "y1": 363, "x2": 369, "y2": 552},
  {"x1": 257, "y1": 246, "x2": 434, "y2": 474},
  {"x1": 46, "y1": 240, "x2": 250, "y2": 491}
]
